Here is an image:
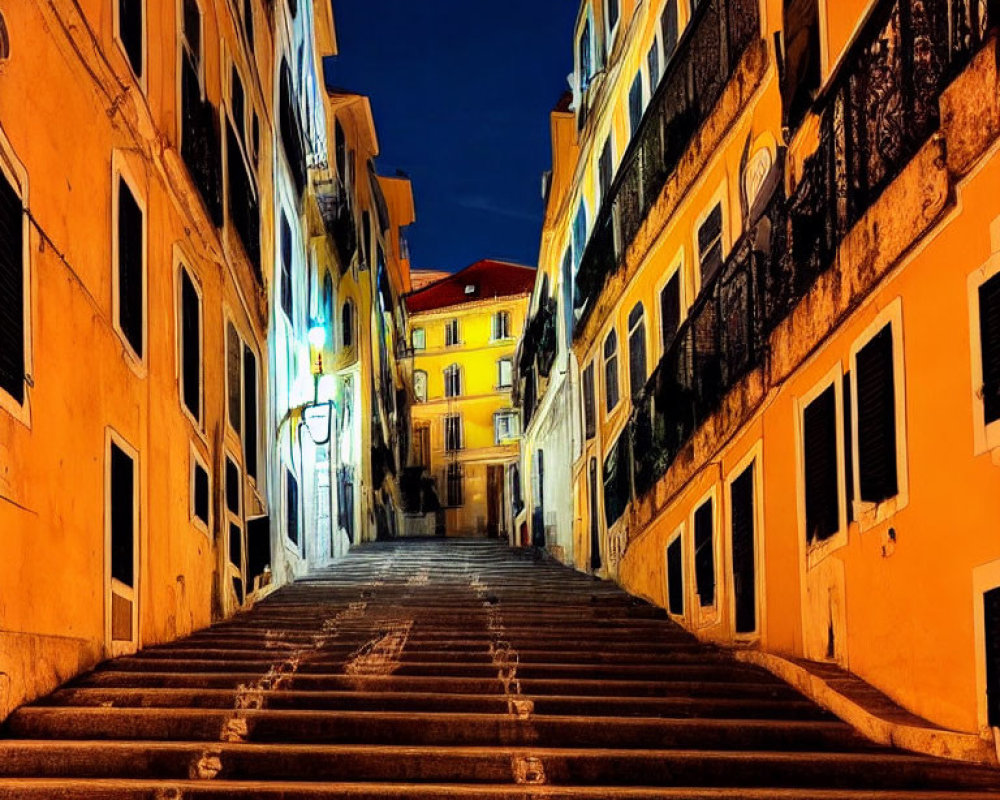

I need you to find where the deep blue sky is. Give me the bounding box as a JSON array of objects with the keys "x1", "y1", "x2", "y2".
[{"x1": 325, "y1": 1, "x2": 578, "y2": 273}]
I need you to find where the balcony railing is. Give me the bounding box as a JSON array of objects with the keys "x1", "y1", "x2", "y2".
[
  {"x1": 622, "y1": 0, "x2": 995, "y2": 507},
  {"x1": 314, "y1": 172, "x2": 358, "y2": 272},
  {"x1": 574, "y1": 0, "x2": 761, "y2": 331}
]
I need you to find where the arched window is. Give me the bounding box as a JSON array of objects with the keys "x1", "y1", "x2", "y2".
[
  {"x1": 444, "y1": 364, "x2": 462, "y2": 398},
  {"x1": 341, "y1": 300, "x2": 354, "y2": 348},
  {"x1": 603, "y1": 329, "x2": 619, "y2": 412}
]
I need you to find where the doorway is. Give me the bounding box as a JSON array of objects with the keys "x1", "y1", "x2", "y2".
[
  {"x1": 486, "y1": 464, "x2": 504, "y2": 538},
  {"x1": 106, "y1": 432, "x2": 139, "y2": 656}
]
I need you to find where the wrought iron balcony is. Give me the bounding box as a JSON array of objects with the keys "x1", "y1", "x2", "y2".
[
  {"x1": 573, "y1": 0, "x2": 761, "y2": 331},
  {"x1": 314, "y1": 171, "x2": 358, "y2": 271},
  {"x1": 622, "y1": 0, "x2": 995, "y2": 507}
]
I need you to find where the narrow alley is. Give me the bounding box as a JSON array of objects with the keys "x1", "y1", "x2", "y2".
[{"x1": 1, "y1": 539, "x2": 998, "y2": 798}]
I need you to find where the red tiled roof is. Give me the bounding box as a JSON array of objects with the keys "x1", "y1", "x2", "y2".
[{"x1": 405, "y1": 260, "x2": 536, "y2": 313}]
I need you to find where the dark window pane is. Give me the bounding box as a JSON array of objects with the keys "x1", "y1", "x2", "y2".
[
  {"x1": 193, "y1": 462, "x2": 209, "y2": 525},
  {"x1": 628, "y1": 73, "x2": 643, "y2": 137},
  {"x1": 730, "y1": 464, "x2": 756, "y2": 633},
  {"x1": 660, "y1": 272, "x2": 681, "y2": 350},
  {"x1": 0, "y1": 166, "x2": 24, "y2": 404},
  {"x1": 782, "y1": 0, "x2": 821, "y2": 129},
  {"x1": 286, "y1": 469, "x2": 299, "y2": 545},
  {"x1": 698, "y1": 204, "x2": 723, "y2": 286},
  {"x1": 583, "y1": 363, "x2": 596, "y2": 439},
  {"x1": 803, "y1": 385, "x2": 839, "y2": 543},
  {"x1": 599, "y1": 138, "x2": 613, "y2": 202},
  {"x1": 117, "y1": 177, "x2": 144, "y2": 357},
  {"x1": 226, "y1": 457, "x2": 240, "y2": 515},
  {"x1": 119, "y1": 0, "x2": 143, "y2": 78},
  {"x1": 243, "y1": 346, "x2": 258, "y2": 480},
  {"x1": 227, "y1": 322, "x2": 242, "y2": 435},
  {"x1": 661, "y1": 0, "x2": 679, "y2": 62},
  {"x1": 602, "y1": 434, "x2": 630, "y2": 527},
  {"x1": 589, "y1": 458, "x2": 601, "y2": 570},
  {"x1": 693, "y1": 498, "x2": 715, "y2": 607},
  {"x1": 183, "y1": 0, "x2": 200, "y2": 60},
  {"x1": 229, "y1": 522, "x2": 242, "y2": 567},
  {"x1": 110, "y1": 443, "x2": 135, "y2": 588},
  {"x1": 180, "y1": 269, "x2": 200, "y2": 421},
  {"x1": 629, "y1": 304, "x2": 646, "y2": 400},
  {"x1": 979, "y1": 273, "x2": 1000, "y2": 424},
  {"x1": 985, "y1": 587, "x2": 1000, "y2": 726},
  {"x1": 667, "y1": 536, "x2": 684, "y2": 615},
  {"x1": 856, "y1": 325, "x2": 898, "y2": 503},
  {"x1": 280, "y1": 214, "x2": 293, "y2": 319},
  {"x1": 843, "y1": 371, "x2": 854, "y2": 523}
]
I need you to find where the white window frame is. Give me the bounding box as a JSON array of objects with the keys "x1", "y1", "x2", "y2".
[
  {"x1": 175, "y1": 249, "x2": 206, "y2": 435},
  {"x1": 654, "y1": 248, "x2": 686, "y2": 359},
  {"x1": 113, "y1": 0, "x2": 147, "y2": 90},
  {"x1": 664, "y1": 523, "x2": 688, "y2": 623},
  {"x1": 492, "y1": 310, "x2": 511, "y2": 342},
  {"x1": 497, "y1": 357, "x2": 513, "y2": 390},
  {"x1": 189, "y1": 442, "x2": 211, "y2": 538},
  {"x1": 111, "y1": 153, "x2": 148, "y2": 374},
  {"x1": 604, "y1": 0, "x2": 621, "y2": 51},
  {"x1": 689, "y1": 484, "x2": 721, "y2": 629},
  {"x1": 0, "y1": 127, "x2": 31, "y2": 426},
  {"x1": 724, "y1": 441, "x2": 765, "y2": 642},
  {"x1": 283, "y1": 462, "x2": 302, "y2": 557},
  {"x1": 603, "y1": 327, "x2": 620, "y2": 416},
  {"x1": 848, "y1": 297, "x2": 909, "y2": 532},
  {"x1": 411, "y1": 326, "x2": 426, "y2": 351},
  {"x1": 795, "y1": 363, "x2": 849, "y2": 569},
  {"x1": 972, "y1": 558, "x2": 1000, "y2": 734},
  {"x1": 693, "y1": 182, "x2": 730, "y2": 296},
  {"x1": 444, "y1": 363, "x2": 462, "y2": 398},
  {"x1": 967, "y1": 252, "x2": 1000, "y2": 457},
  {"x1": 445, "y1": 318, "x2": 460, "y2": 347},
  {"x1": 574, "y1": 4, "x2": 597, "y2": 103},
  {"x1": 104, "y1": 427, "x2": 140, "y2": 657},
  {"x1": 494, "y1": 410, "x2": 520, "y2": 445}
]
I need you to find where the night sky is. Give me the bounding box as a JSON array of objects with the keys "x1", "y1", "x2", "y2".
[{"x1": 324, "y1": 1, "x2": 579, "y2": 273}]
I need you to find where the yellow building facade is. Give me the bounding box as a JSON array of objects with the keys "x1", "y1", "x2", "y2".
[
  {"x1": 527, "y1": 0, "x2": 1000, "y2": 749},
  {"x1": 406, "y1": 261, "x2": 534, "y2": 537}
]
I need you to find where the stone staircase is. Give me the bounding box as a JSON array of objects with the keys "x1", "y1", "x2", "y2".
[{"x1": 1, "y1": 539, "x2": 998, "y2": 798}]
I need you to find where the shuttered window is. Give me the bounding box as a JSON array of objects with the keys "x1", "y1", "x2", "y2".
[
  {"x1": 730, "y1": 464, "x2": 756, "y2": 634},
  {"x1": 604, "y1": 330, "x2": 619, "y2": 412},
  {"x1": 628, "y1": 303, "x2": 647, "y2": 401},
  {"x1": 110, "y1": 442, "x2": 136, "y2": 588},
  {"x1": 280, "y1": 213, "x2": 293, "y2": 320},
  {"x1": 180, "y1": 267, "x2": 201, "y2": 423},
  {"x1": 226, "y1": 456, "x2": 240, "y2": 516},
  {"x1": 660, "y1": 272, "x2": 681, "y2": 351},
  {"x1": 226, "y1": 322, "x2": 242, "y2": 436},
  {"x1": 782, "y1": 0, "x2": 821, "y2": 129},
  {"x1": 445, "y1": 319, "x2": 459, "y2": 346},
  {"x1": 978, "y1": 273, "x2": 1000, "y2": 425},
  {"x1": 803, "y1": 385, "x2": 839, "y2": 544},
  {"x1": 693, "y1": 498, "x2": 715, "y2": 608},
  {"x1": 445, "y1": 365, "x2": 462, "y2": 398},
  {"x1": 856, "y1": 324, "x2": 899, "y2": 504},
  {"x1": 666, "y1": 535, "x2": 684, "y2": 615},
  {"x1": 118, "y1": 0, "x2": 143, "y2": 79},
  {"x1": 985, "y1": 587, "x2": 1000, "y2": 727},
  {"x1": 243, "y1": 345, "x2": 258, "y2": 480},
  {"x1": 117, "y1": 176, "x2": 144, "y2": 358},
  {"x1": 602, "y1": 433, "x2": 630, "y2": 527},
  {"x1": 445, "y1": 415, "x2": 463, "y2": 451},
  {"x1": 0, "y1": 165, "x2": 24, "y2": 405},
  {"x1": 192, "y1": 460, "x2": 209, "y2": 527},
  {"x1": 698, "y1": 204, "x2": 723, "y2": 287},
  {"x1": 286, "y1": 469, "x2": 299, "y2": 545},
  {"x1": 583, "y1": 362, "x2": 596, "y2": 439}
]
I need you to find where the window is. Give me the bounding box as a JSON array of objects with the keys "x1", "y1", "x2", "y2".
[
  {"x1": 414, "y1": 424, "x2": 430, "y2": 467},
  {"x1": 661, "y1": 0, "x2": 679, "y2": 63},
  {"x1": 782, "y1": 0, "x2": 821, "y2": 129},
  {"x1": 413, "y1": 370, "x2": 427, "y2": 402},
  {"x1": 605, "y1": 0, "x2": 619, "y2": 42},
  {"x1": 447, "y1": 462, "x2": 464, "y2": 507},
  {"x1": 803, "y1": 384, "x2": 840, "y2": 545},
  {"x1": 985, "y1": 586, "x2": 1000, "y2": 727},
  {"x1": 698, "y1": 203, "x2": 724, "y2": 287},
  {"x1": 444, "y1": 414, "x2": 463, "y2": 451},
  {"x1": 729, "y1": 460, "x2": 758, "y2": 635},
  {"x1": 341, "y1": 300, "x2": 354, "y2": 348},
  {"x1": 492, "y1": 311, "x2": 511, "y2": 340},
  {"x1": 444, "y1": 319, "x2": 460, "y2": 347},
  {"x1": 285, "y1": 468, "x2": 299, "y2": 546},
  {"x1": 226, "y1": 321, "x2": 242, "y2": 436},
  {"x1": 242, "y1": 0, "x2": 254, "y2": 48},
  {"x1": 603, "y1": 329, "x2": 619, "y2": 413},
  {"x1": 660, "y1": 271, "x2": 681, "y2": 351},
  {"x1": 178, "y1": 265, "x2": 202, "y2": 425},
  {"x1": 602, "y1": 432, "x2": 630, "y2": 527},
  {"x1": 588, "y1": 458, "x2": 601, "y2": 570},
  {"x1": 279, "y1": 59, "x2": 306, "y2": 196},
  {"x1": 116, "y1": 0, "x2": 144, "y2": 80},
  {"x1": 322, "y1": 273, "x2": 334, "y2": 324},
  {"x1": 577, "y1": 14, "x2": 593, "y2": 94},
  {"x1": 647, "y1": 43, "x2": 660, "y2": 95},
  {"x1": 666, "y1": 530, "x2": 684, "y2": 616},
  {"x1": 411, "y1": 327, "x2": 426, "y2": 351},
  {"x1": 495, "y1": 410, "x2": 519, "y2": 444},
  {"x1": 0, "y1": 154, "x2": 25, "y2": 407},
  {"x1": 583, "y1": 362, "x2": 596, "y2": 439},
  {"x1": 628, "y1": 303, "x2": 647, "y2": 401},
  {"x1": 230, "y1": 66, "x2": 245, "y2": 142},
  {"x1": 853, "y1": 320, "x2": 903, "y2": 508},
  {"x1": 243, "y1": 345, "x2": 258, "y2": 480},
  {"x1": 109, "y1": 439, "x2": 137, "y2": 590},
  {"x1": 598, "y1": 137, "x2": 613, "y2": 207},
  {"x1": 693, "y1": 496, "x2": 715, "y2": 609},
  {"x1": 115, "y1": 172, "x2": 145, "y2": 360},
  {"x1": 191, "y1": 450, "x2": 210, "y2": 531},
  {"x1": 181, "y1": 0, "x2": 202, "y2": 89},
  {"x1": 444, "y1": 364, "x2": 462, "y2": 398},
  {"x1": 628, "y1": 72, "x2": 643, "y2": 139},
  {"x1": 497, "y1": 358, "x2": 513, "y2": 390},
  {"x1": 226, "y1": 455, "x2": 241, "y2": 516},
  {"x1": 970, "y1": 264, "x2": 1000, "y2": 453},
  {"x1": 280, "y1": 213, "x2": 293, "y2": 321}
]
